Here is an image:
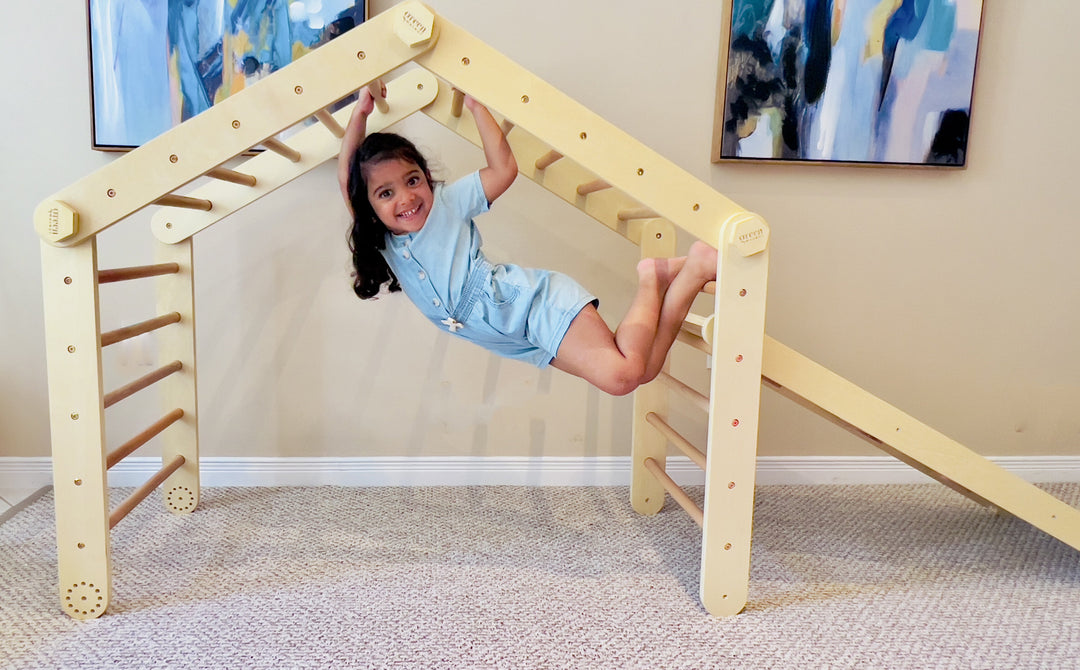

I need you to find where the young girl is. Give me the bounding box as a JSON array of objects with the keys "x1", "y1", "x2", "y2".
[{"x1": 338, "y1": 87, "x2": 718, "y2": 396}]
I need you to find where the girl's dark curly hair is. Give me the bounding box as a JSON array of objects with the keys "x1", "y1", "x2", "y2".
[{"x1": 345, "y1": 132, "x2": 434, "y2": 299}]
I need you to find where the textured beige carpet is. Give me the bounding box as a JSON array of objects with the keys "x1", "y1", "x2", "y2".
[{"x1": 2, "y1": 483, "x2": 1079, "y2": 668}]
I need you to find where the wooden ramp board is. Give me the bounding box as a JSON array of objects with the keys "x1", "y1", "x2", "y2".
[{"x1": 761, "y1": 336, "x2": 1080, "y2": 552}]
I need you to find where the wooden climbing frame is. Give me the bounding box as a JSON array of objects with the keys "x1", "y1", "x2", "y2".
[{"x1": 34, "y1": 2, "x2": 1080, "y2": 620}]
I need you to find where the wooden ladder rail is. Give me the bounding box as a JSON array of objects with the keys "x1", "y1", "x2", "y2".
[{"x1": 41, "y1": 243, "x2": 197, "y2": 619}]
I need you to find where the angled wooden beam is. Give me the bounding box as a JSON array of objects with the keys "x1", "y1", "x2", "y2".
[
  {"x1": 151, "y1": 69, "x2": 438, "y2": 244},
  {"x1": 760, "y1": 336, "x2": 1080, "y2": 551},
  {"x1": 34, "y1": 1, "x2": 438, "y2": 247},
  {"x1": 414, "y1": 15, "x2": 754, "y2": 247}
]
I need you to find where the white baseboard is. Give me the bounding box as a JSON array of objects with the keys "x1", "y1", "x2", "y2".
[{"x1": 3, "y1": 455, "x2": 1079, "y2": 489}]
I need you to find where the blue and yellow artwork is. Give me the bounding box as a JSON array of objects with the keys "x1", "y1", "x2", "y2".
[
  {"x1": 89, "y1": 0, "x2": 366, "y2": 149},
  {"x1": 715, "y1": 0, "x2": 983, "y2": 166}
]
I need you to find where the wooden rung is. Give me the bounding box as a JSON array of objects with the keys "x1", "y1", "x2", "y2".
[
  {"x1": 262, "y1": 137, "x2": 302, "y2": 162},
  {"x1": 101, "y1": 312, "x2": 181, "y2": 347},
  {"x1": 98, "y1": 263, "x2": 179, "y2": 284},
  {"x1": 645, "y1": 412, "x2": 706, "y2": 469},
  {"x1": 576, "y1": 179, "x2": 611, "y2": 196},
  {"x1": 675, "y1": 329, "x2": 710, "y2": 354},
  {"x1": 367, "y1": 80, "x2": 389, "y2": 113},
  {"x1": 682, "y1": 312, "x2": 715, "y2": 347},
  {"x1": 153, "y1": 194, "x2": 212, "y2": 211},
  {"x1": 617, "y1": 208, "x2": 660, "y2": 221},
  {"x1": 313, "y1": 109, "x2": 345, "y2": 138},
  {"x1": 109, "y1": 454, "x2": 186, "y2": 529},
  {"x1": 702, "y1": 281, "x2": 716, "y2": 295},
  {"x1": 657, "y1": 372, "x2": 709, "y2": 413},
  {"x1": 106, "y1": 408, "x2": 184, "y2": 469},
  {"x1": 207, "y1": 166, "x2": 258, "y2": 187},
  {"x1": 104, "y1": 361, "x2": 183, "y2": 409},
  {"x1": 450, "y1": 88, "x2": 465, "y2": 118},
  {"x1": 534, "y1": 150, "x2": 563, "y2": 170},
  {"x1": 500, "y1": 119, "x2": 515, "y2": 136},
  {"x1": 644, "y1": 457, "x2": 703, "y2": 527}
]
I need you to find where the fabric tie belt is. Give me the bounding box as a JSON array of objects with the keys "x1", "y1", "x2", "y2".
[{"x1": 441, "y1": 257, "x2": 492, "y2": 333}]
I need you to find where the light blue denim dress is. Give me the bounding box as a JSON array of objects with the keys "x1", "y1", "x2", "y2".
[{"x1": 380, "y1": 171, "x2": 597, "y2": 368}]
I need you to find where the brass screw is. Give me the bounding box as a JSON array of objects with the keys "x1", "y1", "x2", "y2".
[
  {"x1": 580, "y1": 132, "x2": 588, "y2": 140},
  {"x1": 67, "y1": 345, "x2": 76, "y2": 353},
  {"x1": 357, "y1": 51, "x2": 366, "y2": 60},
  {"x1": 232, "y1": 120, "x2": 241, "y2": 129},
  {"x1": 521, "y1": 95, "x2": 530, "y2": 103},
  {"x1": 724, "y1": 543, "x2": 733, "y2": 551},
  {"x1": 70, "y1": 413, "x2": 79, "y2": 421},
  {"x1": 74, "y1": 479, "x2": 82, "y2": 486},
  {"x1": 637, "y1": 168, "x2": 645, "y2": 176},
  {"x1": 739, "y1": 289, "x2": 747, "y2": 297},
  {"x1": 77, "y1": 543, "x2": 85, "y2": 549},
  {"x1": 731, "y1": 418, "x2": 740, "y2": 427},
  {"x1": 461, "y1": 57, "x2": 470, "y2": 65},
  {"x1": 169, "y1": 154, "x2": 178, "y2": 163},
  {"x1": 693, "y1": 203, "x2": 700, "y2": 211},
  {"x1": 735, "y1": 355, "x2": 743, "y2": 362},
  {"x1": 106, "y1": 189, "x2": 116, "y2": 198},
  {"x1": 63, "y1": 277, "x2": 72, "y2": 285},
  {"x1": 728, "y1": 481, "x2": 736, "y2": 489},
  {"x1": 294, "y1": 85, "x2": 304, "y2": 95},
  {"x1": 655, "y1": 232, "x2": 662, "y2": 239}
]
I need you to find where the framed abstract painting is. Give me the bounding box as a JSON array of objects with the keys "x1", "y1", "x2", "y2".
[
  {"x1": 712, "y1": 0, "x2": 985, "y2": 166},
  {"x1": 87, "y1": 0, "x2": 367, "y2": 150}
]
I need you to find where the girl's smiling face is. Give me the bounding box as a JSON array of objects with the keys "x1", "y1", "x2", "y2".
[{"x1": 364, "y1": 158, "x2": 434, "y2": 235}]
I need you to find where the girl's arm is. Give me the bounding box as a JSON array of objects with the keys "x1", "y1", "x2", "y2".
[
  {"x1": 338, "y1": 87, "x2": 380, "y2": 215},
  {"x1": 464, "y1": 95, "x2": 518, "y2": 204}
]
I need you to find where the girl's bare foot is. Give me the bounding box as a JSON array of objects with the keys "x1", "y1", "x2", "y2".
[{"x1": 683, "y1": 241, "x2": 718, "y2": 283}]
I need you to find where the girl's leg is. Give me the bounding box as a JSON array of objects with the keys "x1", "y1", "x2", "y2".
[
  {"x1": 641, "y1": 241, "x2": 718, "y2": 382},
  {"x1": 552, "y1": 242, "x2": 717, "y2": 395},
  {"x1": 551, "y1": 258, "x2": 672, "y2": 396}
]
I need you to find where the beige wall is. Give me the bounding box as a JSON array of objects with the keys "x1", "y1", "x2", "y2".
[{"x1": 2, "y1": 1, "x2": 1077, "y2": 463}]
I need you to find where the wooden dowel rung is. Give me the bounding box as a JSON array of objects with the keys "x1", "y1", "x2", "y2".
[
  {"x1": 617, "y1": 208, "x2": 660, "y2": 221},
  {"x1": 104, "y1": 361, "x2": 183, "y2": 409},
  {"x1": 98, "y1": 263, "x2": 180, "y2": 284},
  {"x1": 702, "y1": 281, "x2": 716, "y2": 295},
  {"x1": 262, "y1": 137, "x2": 301, "y2": 162},
  {"x1": 500, "y1": 119, "x2": 515, "y2": 136},
  {"x1": 207, "y1": 166, "x2": 257, "y2": 186},
  {"x1": 367, "y1": 80, "x2": 389, "y2": 113},
  {"x1": 314, "y1": 109, "x2": 345, "y2": 138},
  {"x1": 153, "y1": 194, "x2": 212, "y2": 211},
  {"x1": 534, "y1": 150, "x2": 563, "y2": 170},
  {"x1": 656, "y1": 372, "x2": 709, "y2": 413},
  {"x1": 644, "y1": 457, "x2": 703, "y2": 527},
  {"x1": 106, "y1": 409, "x2": 185, "y2": 469},
  {"x1": 675, "y1": 329, "x2": 710, "y2": 354},
  {"x1": 682, "y1": 312, "x2": 715, "y2": 347},
  {"x1": 576, "y1": 179, "x2": 611, "y2": 196},
  {"x1": 645, "y1": 412, "x2": 706, "y2": 470},
  {"x1": 101, "y1": 312, "x2": 181, "y2": 347},
  {"x1": 450, "y1": 88, "x2": 465, "y2": 118},
  {"x1": 109, "y1": 454, "x2": 186, "y2": 529}
]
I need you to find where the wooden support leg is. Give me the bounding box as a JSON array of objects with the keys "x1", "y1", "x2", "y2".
[
  {"x1": 40, "y1": 240, "x2": 111, "y2": 620},
  {"x1": 699, "y1": 213, "x2": 770, "y2": 617},
  {"x1": 630, "y1": 219, "x2": 676, "y2": 515},
  {"x1": 155, "y1": 238, "x2": 199, "y2": 514}
]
